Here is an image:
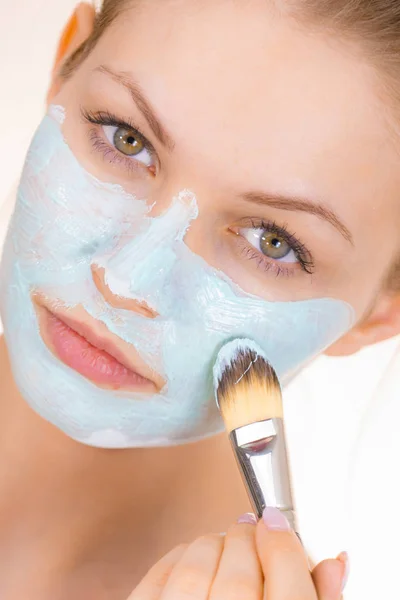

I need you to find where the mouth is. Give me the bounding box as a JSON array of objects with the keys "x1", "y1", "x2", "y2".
[{"x1": 34, "y1": 298, "x2": 164, "y2": 393}]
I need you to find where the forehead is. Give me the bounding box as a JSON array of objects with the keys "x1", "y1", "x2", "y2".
[{"x1": 84, "y1": 1, "x2": 399, "y2": 213}]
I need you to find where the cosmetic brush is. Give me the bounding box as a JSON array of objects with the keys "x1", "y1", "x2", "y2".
[{"x1": 213, "y1": 338, "x2": 297, "y2": 532}]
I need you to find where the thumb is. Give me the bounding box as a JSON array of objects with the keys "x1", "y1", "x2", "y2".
[{"x1": 256, "y1": 507, "x2": 318, "y2": 600}]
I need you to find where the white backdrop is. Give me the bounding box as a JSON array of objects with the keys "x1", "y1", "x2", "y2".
[
  {"x1": 0, "y1": 0, "x2": 80, "y2": 268},
  {"x1": 0, "y1": 0, "x2": 78, "y2": 204},
  {"x1": 1, "y1": 2, "x2": 400, "y2": 598}
]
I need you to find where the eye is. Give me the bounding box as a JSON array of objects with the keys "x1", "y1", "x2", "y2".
[
  {"x1": 103, "y1": 125, "x2": 154, "y2": 167},
  {"x1": 239, "y1": 227, "x2": 297, "y2": 263}
]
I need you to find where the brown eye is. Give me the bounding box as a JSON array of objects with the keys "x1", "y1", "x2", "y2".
[
  {"x1": 103, "y1": 125, "x2": 154, "y2": 167},
  {"x1": 260, "y1": 231, "x2": 291, "y2": 259},
  {"x1": 114, "y1": 127, "x2": 145, "y2": 156},
  {"x1": 239, "y1": 226, "x2": 298, "y2": 264}
]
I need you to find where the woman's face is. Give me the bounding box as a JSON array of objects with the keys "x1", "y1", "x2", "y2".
[
  {"x1": 56, "y1": 1, "x2": 400, "y2": 310},
  {"x1": 1, "y1": 0, "x2": 399, "y2": 447}
]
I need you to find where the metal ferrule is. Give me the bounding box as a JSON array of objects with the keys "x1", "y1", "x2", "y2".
[{"x1": 230, "y1": 418, "x2": 297, "y2": 530}]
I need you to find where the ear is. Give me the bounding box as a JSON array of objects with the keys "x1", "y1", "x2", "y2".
[
  {"x1": 47, "y1": 2, "x2": 96, "y2": 104},
  {"x1": 325, "y1": 291, "x2": 400, "y2": 357}
]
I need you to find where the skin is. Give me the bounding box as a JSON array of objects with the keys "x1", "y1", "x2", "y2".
[{"x1": 1, "y1": 0, "x2": 400, "y2": 596}]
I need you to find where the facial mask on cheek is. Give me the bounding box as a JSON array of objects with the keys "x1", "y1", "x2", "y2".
[{"x1": 0, "y1": 106, "x2": 355, "y2": 448}]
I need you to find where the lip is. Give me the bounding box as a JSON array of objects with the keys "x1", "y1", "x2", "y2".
[{"x1": 33, "y1": 297, "x2": 165, "y2": 393}]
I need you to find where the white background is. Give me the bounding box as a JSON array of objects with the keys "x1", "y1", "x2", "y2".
[
  {"x1": 0, "y1": 0, "x2": 80, "y2": 259},
  {"x1": 1, "y1": 2, "x2": 400, "y2": 598},
  {"x1": 0, "y1": 0, "x2": 78, "y2": 204}
]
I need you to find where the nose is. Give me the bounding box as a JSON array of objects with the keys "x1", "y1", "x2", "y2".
[{"x1": 91, "y1": 265, "x2": 158, "y2": 319}]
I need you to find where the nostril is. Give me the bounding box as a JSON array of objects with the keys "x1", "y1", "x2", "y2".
[{"x1": 91, "y1": 265, "x2": 158, "y2": 319}]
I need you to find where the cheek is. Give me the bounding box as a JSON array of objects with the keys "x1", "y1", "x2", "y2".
[
  {"x1": 337, "y1": 243, "x2": 396, "y2": 319},
  {"x1": 11, "y1": 106, "x2": 148, "y2": 284}
]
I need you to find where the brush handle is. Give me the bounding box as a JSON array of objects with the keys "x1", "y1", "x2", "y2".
[
  {"x1": 230, "y1": 418, "x2": 299, "y2": 534},
  {"x1": 281, "y1": 509, "x2": 297, "y2": 532}
]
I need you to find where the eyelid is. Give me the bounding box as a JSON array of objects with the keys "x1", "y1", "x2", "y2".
[
  {"x1": 81, "y1": 107, "x2": 158, "y2": 175},
  {"x1": 231, "y1": 217, "x2": 315, "y2": 275},
  {"x1": 236, "y1": 239, "x2": 302, "y2": 278},
  {"x1": 240, "y1": 226, "x2": 298, "y2": 264},
  {"x1": 102, "y1": 125, "x2": 154, "y2": 167},
  {"x1": 81, "y1": 107, "x2": 157, "y2": 154}
]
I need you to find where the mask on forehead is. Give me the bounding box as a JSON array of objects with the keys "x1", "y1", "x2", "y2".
[{"x1": 0, "y1": 106, "x2": 354, "y2": 448}]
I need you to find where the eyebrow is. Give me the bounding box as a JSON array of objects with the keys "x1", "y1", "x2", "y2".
[
  {"x1": 243, "y1": 191, "x2": 354, "y2": 244},
  {"x1": 95, "y1": 64, "x2": 175, "y2": 151},
  {"x1": 95, "y1": 65, "x2": 352, "y2": 243}
]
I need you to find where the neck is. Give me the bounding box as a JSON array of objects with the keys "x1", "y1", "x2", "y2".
[{"x1": 0, "y1": 335, "x2": 249, "y2": 594}]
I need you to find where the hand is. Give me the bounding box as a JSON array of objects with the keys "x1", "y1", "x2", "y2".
[{"x1": 127, "y1": 508, "x2": 349, "y2": 600}]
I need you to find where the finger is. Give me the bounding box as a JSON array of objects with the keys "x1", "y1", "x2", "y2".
[
  {"x1": 209, "y1": 516, "x2": 263, "y2": 600},
  {"x1": 256, "y1": 507, "x2": 318, "y2": 600},
  {"x1": 311, "y1": 557, "x2": 345, "y2": 600},
  {"x1": 160, "y1": 534, "x2": 224, "y2": 600},
  {"x1": 128, "y1": 544, "x2": 188, "y2": 600}
]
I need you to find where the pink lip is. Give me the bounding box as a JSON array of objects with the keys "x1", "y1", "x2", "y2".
[{"x1": 40, "y1": 307, "x2": 158, "y2": 393}]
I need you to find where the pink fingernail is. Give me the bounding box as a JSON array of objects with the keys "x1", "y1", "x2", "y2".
[
  {"x1": 237, "y1": 512, "x2": 257, "y2": 525},
  {"x1": 262, "y1": 507, "x2": 291, "y2": 531},
  {"x1": 337, "y1": 551, "x2": 350, "y2": 592}
]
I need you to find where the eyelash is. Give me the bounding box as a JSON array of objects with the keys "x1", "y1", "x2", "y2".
[
  {"x1": 234, "y1": 218, "x2": 315, "y2": 277},
  {"x1": 81, "y1": 108, "x2": 157, "y2": 175},
  {"x1": 80, "y1": 108, "x2": 314, "y2": 278}
]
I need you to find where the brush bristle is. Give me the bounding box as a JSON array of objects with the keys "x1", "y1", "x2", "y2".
[{"x1": 213, "y1": 339, "x2": 283, "y2": 433}]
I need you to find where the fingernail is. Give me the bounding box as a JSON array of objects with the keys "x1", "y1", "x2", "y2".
[
  {"x1": 336, "y1": 551, "x2": 350, "y2": 592},
  {"x1": 237, "y1": 512, "x2": 257, "y2": 525},
  {"x1": 262, "y1": 507, "x2": 291, "y2": 531}
]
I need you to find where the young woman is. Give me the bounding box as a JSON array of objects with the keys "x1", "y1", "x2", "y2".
[{"x1": 1, "y1": 0, "x2": 400, "y2": 598}]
